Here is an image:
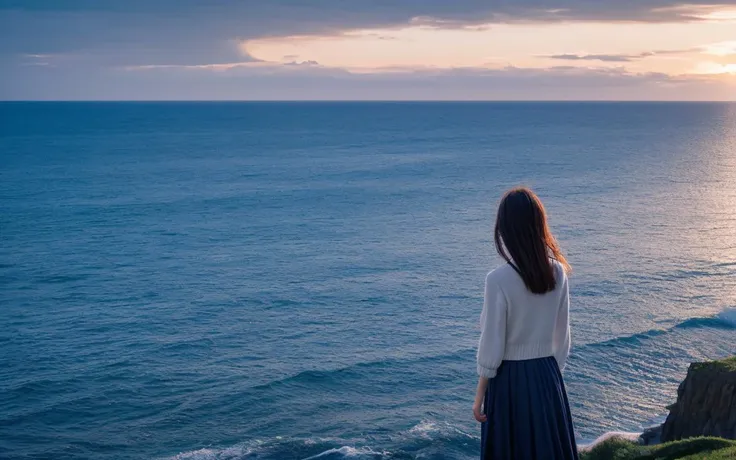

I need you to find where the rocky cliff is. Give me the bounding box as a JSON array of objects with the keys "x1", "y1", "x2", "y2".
[{"x1": 661, "y1": 356, "x2": 736, "y2": 442}]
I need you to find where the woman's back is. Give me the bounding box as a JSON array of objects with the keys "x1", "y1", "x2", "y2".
[
  {"x1": 477, "y1": 259, "x2": 570, "y2": 378},
  {"x1": 489, "y1": 261, "x2": 568, "y2": 358}
]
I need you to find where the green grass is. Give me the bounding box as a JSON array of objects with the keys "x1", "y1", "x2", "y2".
[
  {"x1": 689, "y1": 356, "x2": 736, "y2": 372},
  {"x1": 580, "y1": 437, "x2": 736, "y2": 460},
  {"x1": 678, "y1": 446, "x2": 736, "y2": 460}
]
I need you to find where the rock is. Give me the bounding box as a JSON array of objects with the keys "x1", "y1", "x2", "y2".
[
  {"x1": 661, "y1": 356, "x2": 736, "y2": 442},
  {"x1": 639, "y1": 424, "x2": 662, "y2": 445}
]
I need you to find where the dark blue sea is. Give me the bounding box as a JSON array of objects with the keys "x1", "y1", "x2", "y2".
[{"x1": 1, "y1": 102, "x2": 736, "y2": 460}]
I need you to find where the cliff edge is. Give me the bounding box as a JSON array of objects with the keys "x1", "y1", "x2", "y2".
[{"x1": 661, "y1": 356, "x2": 736, "y2": 442}]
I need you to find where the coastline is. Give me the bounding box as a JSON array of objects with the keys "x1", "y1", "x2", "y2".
[{"x1": 580, "y1": 355, "x2": 736, "y2": 459}]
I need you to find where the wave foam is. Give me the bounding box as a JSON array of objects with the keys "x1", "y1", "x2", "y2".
[
  {"x1": 171, "y1": 444, "x2": 255, "y2": 459},
  {"x1": 167, "y1": 437, "x2": 393, "y2": 460},
  {"x1": 167, "y1": 420, "x2": 478, "y2": 460},
  {"x1": 407, "y1": 420, "x2": 438, "y2": 436},
  {"x1": 716, "y1": 307, "x2": 736, "y2": 328},
  {"x1": 303, "y1": 446, "x2": 387, "y2": 459},
  {"x1": 578, "y1": 431, "x2": 642, "y2": 452}
]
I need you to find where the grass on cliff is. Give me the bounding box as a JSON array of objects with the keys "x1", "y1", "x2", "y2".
[
  {"x1": 690, "y1": 355, "x2": 736, "y2": 372},
  {"x1": 580, "y1": 436, "x2": 736, "y2": 460}
]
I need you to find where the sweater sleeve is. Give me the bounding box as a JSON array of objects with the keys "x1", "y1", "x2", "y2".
[
  {"x1": 553, "y1": 272, "x2": 571, "y2": 372},
  {"x1": 476, "y1": 275, "x2": 507, "y2": 378}
]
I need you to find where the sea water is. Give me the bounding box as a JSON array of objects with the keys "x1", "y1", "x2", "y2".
[{"x1": 1, "y1": 102, "x2": 735, "y2": 459}]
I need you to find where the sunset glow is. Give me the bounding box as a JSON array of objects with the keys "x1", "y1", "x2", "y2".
[
  {"x1": 3, "y1": 2, "x2": 736, "y2": 100},
  {"x1": 243, "y1": 19, "x2": 736, "y2": 78}
]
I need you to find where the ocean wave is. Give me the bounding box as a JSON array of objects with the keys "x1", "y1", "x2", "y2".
[
  {"x1": 675, "y1": 316, "x2": 735, "y2": 330},
  {"x1": 583, "y1": 307, "x2": 735, "y2": 351},
  {"x1": 405, "y1": 420, "x2": 479, "y2": 441},
  {"x1": 165, "y1": 308, "x2": 736, "y2": 460},
  {"x1": 172, "y1": 443, "x2": 389, "y2": 460},
  {"x1": 246, "y1": 308, "x2": 735, "y2": 395},
  {"x1": 302, "y1": 446, "x2": 389, "y2": 460},
  {"x1": 168, "y1": 421, "x2": 477, "y2": 460},
  {"x1": 716, "y1": 307, "x2": 736, "y2": 327}
]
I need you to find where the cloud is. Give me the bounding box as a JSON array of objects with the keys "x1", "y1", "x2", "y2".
[
  {"x1": 4, "y1": 59, "x2": 733, "y2": 101},
  {"x1": 2, "y1": 1, "x2": 735, "y2": 100},
  {"x1": 4, "y1": 1, "x2": 736, "y2": 25},
  {"x1": 547, "y1": 54, "x2": 642, "y2": 62},
  {"x1": 126, "y1": 58, "x2": 332, "y2": 73},
  {"x1": 545, "y1": 48, "x2": 696, "y2": 62},
  {"x1": 3, "y1": 1, "x2": 736, "y2": 61},
  {"x1": 123, "y1": 51, "x2": 263, "y2": 71},
  {"x1": 284, "y1": 60, "x2": 320, "y2": 67},
  {"x1": 703, "y1": 41, "x2": 736, "y2": 56},
  {"x1": 126, "y1": 62, "x2": 262, "y2": 72}
]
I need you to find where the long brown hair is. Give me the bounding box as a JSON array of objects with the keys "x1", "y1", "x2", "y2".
[{"x1": 494, "y1": 187, "x2": 570, "y2": 294}]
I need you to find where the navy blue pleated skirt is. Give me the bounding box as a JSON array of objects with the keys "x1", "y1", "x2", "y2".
[{"x1": 481, "y1": 356, "x2": 578, "y2": 460}]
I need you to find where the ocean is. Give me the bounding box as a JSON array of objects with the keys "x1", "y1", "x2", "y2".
[{"x1": 1, "y1": 102, "x2": 735, "y2": 460}]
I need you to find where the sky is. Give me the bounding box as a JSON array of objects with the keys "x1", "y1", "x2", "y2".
[{"x1": 1, "y1": 1, "x2": 736, "y2": 100}]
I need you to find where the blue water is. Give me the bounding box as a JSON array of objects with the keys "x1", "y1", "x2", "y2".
[{"x1": 1, "y1": 102, "x2": 736, "y2": 460}]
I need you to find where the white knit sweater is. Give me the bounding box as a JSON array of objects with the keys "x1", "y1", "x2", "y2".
[{"x1": 476, "y1": 260, "x2": 571, "y2": 378}]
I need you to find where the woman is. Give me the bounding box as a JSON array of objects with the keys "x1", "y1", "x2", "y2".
[{"x1": 473, "y1": 188, "x2": 578, "y2": 459}]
